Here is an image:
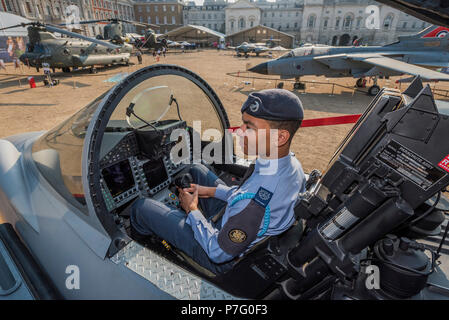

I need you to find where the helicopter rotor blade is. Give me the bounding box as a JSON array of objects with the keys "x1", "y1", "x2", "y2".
[
  {"x1": 45, "y1": 24, "x2": 121, "y2": 50},
  {"x1": 0, "y1": 22, "x2": 34, "y2": 31},
  {"x1": 113, "y1": 18, "x2": 159, "y2": 29},
  {"x1": 58, "y1": 18, "x2": 159, "y2": 29},
  {"x1": 57, "y1": 19, "x2": 107, "y2": 26}
]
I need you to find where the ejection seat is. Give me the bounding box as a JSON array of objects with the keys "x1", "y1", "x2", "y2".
[{"x1": 162, "y1": 167, "x2": 320, "y2": 299}]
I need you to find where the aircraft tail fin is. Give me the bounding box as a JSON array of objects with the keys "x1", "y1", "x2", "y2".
[{"x1": 405, "y1": 25, "x2": 449, "y2": 39}]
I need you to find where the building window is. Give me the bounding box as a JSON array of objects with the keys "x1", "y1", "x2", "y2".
[
  {"x1": 294, "y1": 22, "x2": 298, "y2": 29},
  {"x1": 344, "y1": 14, "x2": 353, "y2": 30},
  {"x1": 323, "y1": 18, "x2": 328, "y2": 29},
  {"x1": 250, "y1": 20, "x2": 254, "y2": 27},
  {"x1": 272, "y1": 12, "x2": 274, "y2": 17},
  {"x1": 335, "y1": 18, "x2": 340, "y2": 29},
  {"x1": 154, "y1": 5, "x2": 158, "y2": 12},
  {"x1": 163, "y1": 16, "x2": 167, "y2": 24},
  {"x1": 402, "y1": 21, "x2": 407, "y2": 29},
  {"x1": 163, "y1": 5, "x2": 166, "y2": 12},
  {"x1": 156, "y1": 16, "x2": 159, "y2": 24},
  {"x1": 239, "y1": 18, "x2": 245, "y2": 29},
  {"x1": 148, "y1": 17, "x2": 151, "y2": 24},
  {"x1": 231, "y1": 21, "x2": 234, "y2": 29},
  {"x1": 356, "y1": 17, "x2": 362, "y2": 29},
  {"x1": 412, "y1": 21, "x2": 417, "y2": 28},
  {"x1": 146, "y1": 5, "x2": 150, "y2": 12},
  {"x1": 307, "y1": 15, "x2": 316, "y2": 29},
  {"x1": 138, "y1": 6, "x2": 142, "y2": 13},
  {"x1": 383, "y1": 14, "x2": 393, "y2": 30},
  {"x1": 172, "y1": 16, "x2": 176, "y2": 24},
  {"x1": 171, "y1": 5, "x2": 175, "y2": 12}
]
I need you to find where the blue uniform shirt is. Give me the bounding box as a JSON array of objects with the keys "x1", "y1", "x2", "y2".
[{"x1": 186, "y1": 152, "x2": 306, "y2": 264}]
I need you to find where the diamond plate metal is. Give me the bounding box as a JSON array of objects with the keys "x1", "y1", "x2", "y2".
[{"x1": 111, "y1": 241, "x2": 241, "y2": 300}]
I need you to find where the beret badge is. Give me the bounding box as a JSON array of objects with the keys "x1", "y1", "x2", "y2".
[{"x1": 249, "y1": 100, "x2": 259, "y2": 113}]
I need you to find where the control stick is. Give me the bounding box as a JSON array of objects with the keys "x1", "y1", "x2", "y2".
[{"x1": 173, "y1": 173, "x2": 193, "y2": 192}]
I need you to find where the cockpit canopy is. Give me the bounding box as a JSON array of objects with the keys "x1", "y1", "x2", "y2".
[
  {"x1": 278, "y1": 46, "x2": 331, "y2": 60},
  {"x1": 31, "y1": 66, "x2": 229, "y2": 219}
]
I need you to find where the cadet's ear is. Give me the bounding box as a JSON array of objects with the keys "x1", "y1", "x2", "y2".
[{"x1": 277, "y1": 129, "x2": 290, "y2": 147}]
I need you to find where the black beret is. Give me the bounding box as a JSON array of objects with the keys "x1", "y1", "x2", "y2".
[{"x1": 241, "y1": 89, "x2": 304, "y2": 121}]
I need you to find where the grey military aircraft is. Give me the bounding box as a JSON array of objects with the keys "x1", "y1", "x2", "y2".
[
  {"x1": 234, "y1": 42, "x2": 270, "y2": 57},
  {"x1": 249, "y1": 25, "x2": 449, "y2": 95},
  {"x1": 0, "y1": 21, "x2": 133, "y2": 73},
  {"x1": 77, "y1": 18, "x2": 166, "y2": 52},
  {"x1": 135, "y1": 28, "x2": 168, "y2": 51},
  {"x1": 2, "y1": 0, "x2": 449, "y2": 301},
  {"x1": 1, "y1": 64, "x2": 449, "y2": 300}
]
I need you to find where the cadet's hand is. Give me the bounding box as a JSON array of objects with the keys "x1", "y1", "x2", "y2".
[
  {"x1": 183, "y1": 184, "x2": 215, "y2": 198},
  {"x1": 178, "y1": 186, "x2": 199, "y2": 214}
]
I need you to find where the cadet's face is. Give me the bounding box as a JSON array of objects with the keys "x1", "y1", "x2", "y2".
[{"x1": 238, "y1": 112, "x2": 273, "y2": 156}]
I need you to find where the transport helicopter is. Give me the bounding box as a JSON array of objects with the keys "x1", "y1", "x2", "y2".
[
  {"x1": 0, "y1": 21, "x2": 132, "y2": 73},
  {"x1": 71, "y1": 18, "x2": 167, "y2": 54}
]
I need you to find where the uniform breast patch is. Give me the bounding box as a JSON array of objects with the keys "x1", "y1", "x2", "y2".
[
  {"x1": 253, "y1": 187, "x2": 273, "y2": 208},
  {"x1": 228, "y1": 229, "x2": 247, "y2": 243}
]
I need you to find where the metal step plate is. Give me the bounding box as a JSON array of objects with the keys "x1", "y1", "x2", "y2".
[{"x1": 111, "y1": 241, "x2": 240, "y2": 300}]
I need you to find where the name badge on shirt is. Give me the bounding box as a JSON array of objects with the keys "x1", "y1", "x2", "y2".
[{"x1": 253, "y1": 187, "x2": 273, "y2": 208}]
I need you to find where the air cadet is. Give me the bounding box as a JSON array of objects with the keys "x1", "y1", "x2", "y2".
[{"x1": 131, "y1": 89, "x2": 307, "y2": 274}]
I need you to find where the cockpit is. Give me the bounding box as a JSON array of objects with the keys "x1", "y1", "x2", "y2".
[
  {"x1": 277, "y1": 46, "x2": 331, "y2": 60},
  {"x1": 32, "y1": 67, "x2": 229, "y2": 219},
  {"x1": 29, "y1": 65, "x2": 305, "y2": 298}
]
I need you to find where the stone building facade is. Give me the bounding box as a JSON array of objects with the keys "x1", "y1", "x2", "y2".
[
  {"x1": 134, "y1": 0, "x2": 184, "y2": 34},
  {"x1": 182, "y1": 0, "x2": 226, "y2": 33},
  {"x1": 222, "y1": 0, "x2": 431, "y2": 46}
]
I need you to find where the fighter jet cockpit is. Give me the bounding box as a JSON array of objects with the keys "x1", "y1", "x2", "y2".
[
  {"x1": 95, "y1": 71, "x2": 230, "y2": 229},
  {"x1": 31, "y1": 66, "x2": 234, "y2": 242}
]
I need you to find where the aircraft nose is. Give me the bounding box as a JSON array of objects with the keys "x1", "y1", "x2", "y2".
[{"x1": 249, "y1": 62, "x2": 268, "y2": 75}]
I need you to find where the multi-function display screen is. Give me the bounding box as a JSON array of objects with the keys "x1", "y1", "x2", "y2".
[
  {"x1": 143, "y1": 159, "x2": 169, "y2": 189},
  {"x1": 102, "y1": 160, "x2": 135, "y2": 197}
]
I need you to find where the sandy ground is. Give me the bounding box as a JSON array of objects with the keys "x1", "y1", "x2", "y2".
[{"x1": 1, "y1": 49, "x2": 449, "y2": 174}]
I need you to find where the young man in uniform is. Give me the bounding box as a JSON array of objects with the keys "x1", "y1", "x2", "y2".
[{"x1": 131, "y1": 89, "x2": 306, "y2": 274}]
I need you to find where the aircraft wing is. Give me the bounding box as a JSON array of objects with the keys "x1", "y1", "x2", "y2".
[
  {"x1": 347, "y1": 53, "x2": 449, "y2": 81},
  {"x1": 314, "y1": 53, "x2": 449, "y2": 81}
]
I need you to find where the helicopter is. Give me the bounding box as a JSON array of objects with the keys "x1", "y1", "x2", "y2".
[
  {"x1": 0, "y1": 21, "x2": 133, "y2": 73},
  {"x1": 72, "y1": 18, "x2": 167, "y2": 54},
  {"x1": 134, "y1": 28, "x2": 168, "y2": 51}
]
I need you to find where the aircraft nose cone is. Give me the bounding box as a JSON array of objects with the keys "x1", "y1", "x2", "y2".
[{"x1": 249, "y1": 62, "x2": 268, "y2": 75}]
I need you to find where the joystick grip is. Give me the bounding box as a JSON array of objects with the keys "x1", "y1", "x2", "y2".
[{"x1": 174, "y1": 173, "x2": 193, "y2": 190}]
